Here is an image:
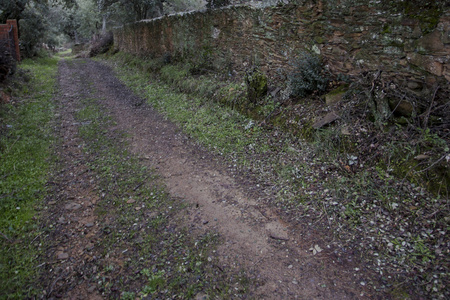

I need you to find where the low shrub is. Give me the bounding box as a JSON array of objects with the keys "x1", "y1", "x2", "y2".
[
  {"x1": 89, "y1": 32, "x2": 114, "y2": 57},
  {"x1": 288, "y1": 51, "x2": 329, "y2": 98}
]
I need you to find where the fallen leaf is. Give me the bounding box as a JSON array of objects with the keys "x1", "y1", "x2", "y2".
[
  {"x1": 309, "y1": 244, "x2": 323, "y2": 255},
  {"x1": 314, "y1": 244, "x2": 323, "y2": 253}
]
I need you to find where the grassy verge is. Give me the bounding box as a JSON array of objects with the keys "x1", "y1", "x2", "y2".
[
  {"x1": 102, "y1": 52, "x2": 449, "y2": 298},
  {"x1": 0, "y1": 55, "x2": 58, "y2": 298},
  {"x1": 70, "y1": 66, "x2": 249, "y2": 298},
  {"x1": 103, "y1": 53, "x2": 271, "y2": 161}
]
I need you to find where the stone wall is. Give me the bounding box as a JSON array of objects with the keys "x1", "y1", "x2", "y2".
[{"x1": 113, "y1": 0, "x2": 450, "y2": 91}]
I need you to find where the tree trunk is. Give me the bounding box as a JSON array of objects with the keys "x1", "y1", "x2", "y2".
[
  {"x1": 102, "y1": 14, "x2": 107, "y2": 34},
  {"x1": 74, "y1": 31, "x2": 79, "y2": 44}
]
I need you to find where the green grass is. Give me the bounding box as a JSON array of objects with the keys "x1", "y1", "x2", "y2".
[
  {"x1": 0, "y1": 56, "x2": 58, "y2": 298},
  {"x1": 57, "y1": 49, "x2": 73, "y2": 56},
  {"x1": 104, "y1": 54, "x2": 269, "y2": 159}
]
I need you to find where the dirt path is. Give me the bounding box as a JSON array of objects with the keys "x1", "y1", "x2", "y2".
[
  {"x1": 42, "y1": 58, "x2": 378, "y2": 299},
  {"x1": 41, "y1": 60, "x2": 104, "y2": 299}
]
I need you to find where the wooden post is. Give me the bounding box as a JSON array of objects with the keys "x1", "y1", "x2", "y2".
[
  {"x1": 1, "y1": 20, "x2": 20, "y2": 62},
  {"x1": 6, "y1": 20, "x2": 20, "y2": 62}
]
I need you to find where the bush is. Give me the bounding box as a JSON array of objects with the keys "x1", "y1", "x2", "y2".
[
  {"x1": 89, "y1": 32, "x2": 114, "y2": 57},
  {"x1": 0, "y1": 41, "x2": 16, "y2": 82},
  {"x1": 188, "y1": 47, "x2": 214, "y2": 75},
  {"x1": 288, "y1": 51, "x2": 329, "y2": 98}
]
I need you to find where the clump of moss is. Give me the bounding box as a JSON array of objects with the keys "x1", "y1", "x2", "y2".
[
  {"x1": 245, "y1": 68, "x2": 268, "y2": 104},
  {"x1": 381, "y1": 24, "x2": 392, "y2": 34}
]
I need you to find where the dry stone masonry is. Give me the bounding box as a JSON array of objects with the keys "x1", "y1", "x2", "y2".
[{"x1": 113, "y1": 0, "x2": 449, "y2": 93}]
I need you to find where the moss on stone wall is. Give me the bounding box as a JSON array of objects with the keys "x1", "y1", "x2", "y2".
[
  {"x1": 245, "y1": 68, "x2": 268, "y2": 103},
  {"x1": 382, "y1": 0, "x2": 445, "y2": 34}
]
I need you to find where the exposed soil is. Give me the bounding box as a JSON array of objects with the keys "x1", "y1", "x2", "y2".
[{"x1": 39, "y1": 58, "x2": 386, "y2": 299}]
